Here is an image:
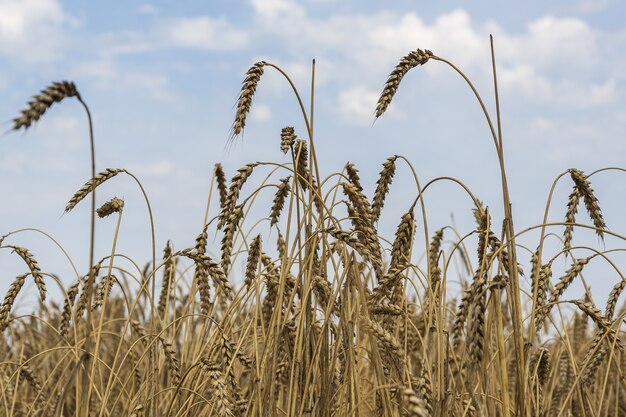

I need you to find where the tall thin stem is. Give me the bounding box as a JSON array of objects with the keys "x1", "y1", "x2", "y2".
[{"x1": 76, "y1": 95, "x2": 97, "y2": 417}]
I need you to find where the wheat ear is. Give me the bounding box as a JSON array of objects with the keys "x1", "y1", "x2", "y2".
[
  {"x1": 65, "y1": 168, "x2": 124, "y2": 212},
  {"x1": 13, "y1": 81, "x2": 79, "y2": 130},
  {"x1": 232, "y1": 61, "x2": 266, "y2": 136},
  {"x1": 375, "y1": 49, "x2": 433, "y2": 118}
]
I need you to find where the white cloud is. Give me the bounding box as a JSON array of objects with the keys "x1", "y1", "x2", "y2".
[
  {"x1": 0, "y1": 0, "x2": 75, "y2": 63},
  {"x1": 165, "y1": 17, "x2": 248, "y2": 50},
  {"x1": 128, "y1": 160, "x2": 174, "y2": 178},
  {"x1": 137, "y1": 4, "x2": 159, "y2": 15},
  {"x1": 250, "y1": 104, "x2": 272, "y2": 121},
  {"x1": 338, "y1": 86, "x2": 379, "y2": 124},
  {"x1": 250, "y1": 0, "x2": 305, "y2": 20}
]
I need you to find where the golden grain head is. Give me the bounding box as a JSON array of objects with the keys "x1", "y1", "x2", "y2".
[{"x1": 13, "y1": 81, "x2": 79, "y2": 131}]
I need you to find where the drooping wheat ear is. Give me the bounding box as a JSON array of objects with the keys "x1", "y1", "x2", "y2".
[
  {"x1": 452, "y1": 285, "x2": 472, "y2": 349},
  {"x1": 221, "y1": 204, "x2": 244, "y2": 274},
  {"x1": 530, "y1": 347, "x2": 551, "y2": 386},
  {"x1": 294, "y1": 139, "x2": 309, "y2": 190},
  {"x1": 59, "y1": 280, "x2": 80, "y2": 336},
  {"x1": 581, "y1": 348, "x2": 606, "y2": 387},
  {"x1": 573, "y1": 299, "x2": 611, "y2": 331},
  {"x1": 214, "y1": 163, "x2": 228, "y2": 211},
  {"x1": 466, "y1": 276, "x2": 487, "y2": 370},
  {"x1": 280, "y1": 126, "x2": 296, "y2": 154},
  {"x1": 369, "y1": 302, "x2": 403, "y2": 316},
  {"x1": 363, "y1": 317, "x2": 402, "y2": 359},
  {"x1": 390, "y1": 208, "x2": 415, "y2": 273},
  {"x1": 65, "y1": 168, "x2": 124, "y2": 212},
  {"x1": 190, "y1": 226, "x2": 211, "y2": 314},
  {"x1": 549, "y1": 352, "x2": 572, "y2": 416},
  {"x1": 371, "y1": 156, "x2": 398, "y2": 223},
  {"x1": 157, "y1": 241, "x2": 176, "y2": 317},
  {"x1": 345, "y1": 162, "x2": 363, "y2": 191},
  {"x1": 276, "y1": 231, "x2": 286, "y2": 260},
  {"x1": 375, "y1": 49, "x2": 433, "y2": 119},
  {"x1": 415, "y1": 362, "x2": 434, "y2": 413},
  {"x1": 10, "y1": 246, "x2": 46, "y2": 302},
  {"x1": 428, "y1": 228, "x2": 444, "y2": 289},
  {"x1": 245, "y1": 234, "x2": 262, "y2": 288},
  {"x1": 96, "y1": 197, "x2": 124, "y2": 218},
  {"x1": 232, "y1": 61, "x2": 266, "y2": 136},
  {"x1": 563, "y1": 186, "x2": 580, "y2": 252},
  {"x1": 18, "y1": 360, "x2": 43, "y2": 398},
  {"x1": 73, "y1": 264, "x2": 100, "y2": 321},
  {"x1": 0, "y1": 273, "x2": 28, "y2": 331},
  {"x1": 569, "y1": 169, "x2": 606, "y2": 239},
  {"x1": 218, "y1": 163, "x2": 257, "y2": 229},
  {"x1": 13, "y1": 81, "x2": 79, "y2": 131},
  {"x1": 92, "y1": 274, "x2": 116, "y2": 310},
  {"x1": 204, "y1": 362, "x2": 235, "y2": 417},
  {"x1": 342, "y1": 183, "x2": 383, "y2": 279},
  {"x1": 533, "y1": 261, "x2": 553, "y2": 332},
  {"x1": 540, "y1": 257, "x2": 591, "y2": 325},
  {"x1": 401, "y1": 387, "x2": 429, "y2": 417},
  {"x1": 312, "y1": 275, "x2": 335, "y2": 310},
  {"x1": 158, "y1": 336, "x2": 181, "y2": 387},
  {"x1": 180, "y1": 249, "x2": 233, "y2": 299},
  {"x1": 605, "y1": 279, "x2": 626, "y2": 320},
  {"x1": 269, "y1": 176, "x2": 291, "y2": 227}
]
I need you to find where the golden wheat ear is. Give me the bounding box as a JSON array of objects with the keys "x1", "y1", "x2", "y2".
[
  {"x1": 375, "y1": 49, "x2": 433, "y2": 119},
  {"x1": 231, "y1": 61, "x2": 266, "y2": 137},
  {"x1": 13, "y1": 81, "x2": 79, "y2": 131}
]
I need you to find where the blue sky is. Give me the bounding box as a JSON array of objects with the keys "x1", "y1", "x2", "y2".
[{"x1": 1, "y1": 0, "x2": 625, "y2": 306}]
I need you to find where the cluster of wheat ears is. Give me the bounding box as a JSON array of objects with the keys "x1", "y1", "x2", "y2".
[{"x1": 1, "y1": 41, "x2": 625, "y2": 417}]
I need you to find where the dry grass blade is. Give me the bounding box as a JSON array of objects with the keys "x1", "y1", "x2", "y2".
[
  {"x1": 232, "y1": 61, "x2": 266, "y2": 137},
  {"x1": 375, "y1": 49, "x2": 433, "y2": 118},
  {"x1": 13, "y1": 81, "x2": 79, "y2": 130},
  {"x1": 65, "y1": 168, "x2": 124, "y2": 212},
  {"x1": 371, "y1": 156, "x2": 398, "y2": 223}
]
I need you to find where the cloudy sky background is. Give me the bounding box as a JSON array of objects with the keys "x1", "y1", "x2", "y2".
[{"x1": 1, "y1": 0, "x2": 625, "y2": 308}]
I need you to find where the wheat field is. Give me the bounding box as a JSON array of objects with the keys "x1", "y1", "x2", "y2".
[{"x1": 1, "y1": 44, "x2": 625, "y2": 417}]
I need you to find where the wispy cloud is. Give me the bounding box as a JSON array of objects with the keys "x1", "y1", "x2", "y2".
[{"x1": 0, "y1": 0, "x2": 77, "y2": 63}]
